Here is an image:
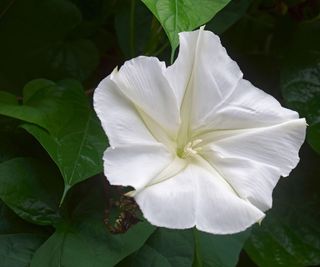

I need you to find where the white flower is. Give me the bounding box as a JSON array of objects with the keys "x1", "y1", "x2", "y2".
[{"x1": 94, "y1": 27, "x2": 306, "y2": 234}]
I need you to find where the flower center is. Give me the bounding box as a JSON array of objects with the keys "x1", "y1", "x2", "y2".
[{"x1": 177, "y1": 139, "x2": 203, "y2": 159}]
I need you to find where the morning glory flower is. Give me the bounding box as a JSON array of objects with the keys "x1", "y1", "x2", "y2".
[{"x1": 94, "y1": 27, "x2": 306, "y2": 234}]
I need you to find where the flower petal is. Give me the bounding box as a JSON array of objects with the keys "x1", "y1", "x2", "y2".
[
  {"x1": 193, "y1": 162, "x2": 265, "y2": 234},
  {"x1": 135, "y1": 162, "x2": 264, "y2": 234},
  {"x1": 165, "y1": 27, "x2": 242, "y2": 121},
  {"x1": 94, "y1": 71, "x2": 159, "y2": 147},
  {"x1": 193, "y1": 79, "x2": 299, "y2": 133},
  {"x1": 198, "y1": 153, "x2": 280, "y2": 211},
  {"x1": 198, "y1": 118, "x2": 306, "y2": 212},
  {"x1": 111, "y1": 56, "x2": 180, "y2": 138},
  {"x1": 202, "y1": 118, "x2": 306, "y2": 178},
  {"x1": 103, "y1": 144, "x2": 173, "y2": 190},
  {"x1": 135, "y1": 164, "x2": 196, "y2": 229}
]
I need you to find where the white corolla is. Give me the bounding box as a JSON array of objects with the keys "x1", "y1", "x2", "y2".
[{"x1": 94, "y1": 27, "x2": 306, "y2": 234}]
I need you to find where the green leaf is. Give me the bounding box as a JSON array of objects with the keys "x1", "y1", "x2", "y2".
[
  {"x1": 194, "y1": 229, "x2": 250, "y2": 267},
  {"x1": 206, "y1": 0, "x2": 252, "y2": 34},
  {"x1": 0, "y1": 233, "x2": 46, "y2": 267},
  {"x1": 0, "y1": 201, "x2": 46, "y2": 235},
  {"x1": 31, "y1": 176, "x2": 155, "y2": 267},
  {"x1": 22, "y1": 113, "x2": 107, "y2": 201},
  {"x1": 245, "y1": 202, "x2": 320, "y2": 267},
  {"x1": 245, "y1": 146, "x2": 320, "y2": 267},
  {"x1": 0, "y1": 91, "x2": 18, "y2": 105},
  {"x1": 141, "y1": 0, "x2": 231, "y2": 54},
  {"x1": 31, "y1": 222, "x2": 154, "y2": 267},
  {"x1": 0, "y1": 79, "x2": 108, "y2": 200},
  {"x1": 117, "y1": 228, "x2": 249, "y2": 267},
  {"x1": 281, "y1": 51, "x2": 320, "y2": 154},
  {"x1": 0, "y1": 200, "x2": 50, "y2": 267},
  {"x1": 118, "y1": 228, "x2": 194, "y2": 267},
  {"x1": 0, "y1": 158, "x2": 63, "y2": 225}
]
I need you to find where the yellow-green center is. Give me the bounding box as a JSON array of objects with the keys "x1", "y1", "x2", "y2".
[{"x1": 177, "y1": 139, "x2": 203, "y2": 159}]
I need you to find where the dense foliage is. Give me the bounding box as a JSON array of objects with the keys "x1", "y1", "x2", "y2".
[{"x1": 0, "y1": 0, "x2": 319, "y2": 266}]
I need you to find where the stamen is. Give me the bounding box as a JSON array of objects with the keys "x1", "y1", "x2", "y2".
[{"x1": 180, "y1": 139, "x2": 203, "y2": 158}]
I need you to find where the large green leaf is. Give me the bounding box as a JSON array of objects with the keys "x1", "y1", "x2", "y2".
[
  {"x1": 117, "y1": 228, "x2": 249, "y2": 267},
  {"x1": 246, "y1": 206, "x2": 320, "y2": 267},
  {"x1": 31, "y1": 222, "x2": 154, "y2": 267},
  {"x1": 0, "y1": 201, "x2": 47, "y2": 235},
  {"x1": 0, "y1": 234, "x2": 46, "y2": 267},
  {"x1": 245, "y1": 146, "x2": 320, "y2": 267},
  {"x1": 31, "y1": 176, "x2": 155, "y2": 267},
  {"x1": 22, "y1": 113, "x2": 106, "y2": 199},
  {"x1": 141, "y1": 0, "x2": 231, "y2": 55},
  {"x1": 0, "y1": 158, "x2": 63, "y2": 226},
  {"x1": 117, "y1": 228, "x2": 194, "y2": 267},
  {"x1": 194, "y1": 230, "x2": 250, "y2": 267},
  {"x1": 281, "y1": 51, "x2": 320, "y2": 154},
  {"x1": 0, "y1": 79, "x2": 108, "y2": 201}
]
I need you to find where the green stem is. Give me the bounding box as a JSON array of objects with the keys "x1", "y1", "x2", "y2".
[
  {"x1": 192, "y1": 228, "x2": 203, "y2": 267},
  {"x1": 129, "y1": 0, "x2": 136, "y2": 58},
  {"x1": 59, "y1": 184, "x2": 71, "y2": 207},
  {"x1": 170, "y1": 47, "x2": 175, "y2": 64}
]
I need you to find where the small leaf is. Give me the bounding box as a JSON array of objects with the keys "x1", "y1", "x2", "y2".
[
  {"x1": 141, "y1": 0, "x2": 231, "y2": 53},
  {"x1": 0, "y1": 158, "x2": 63, "y2": 225}
]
